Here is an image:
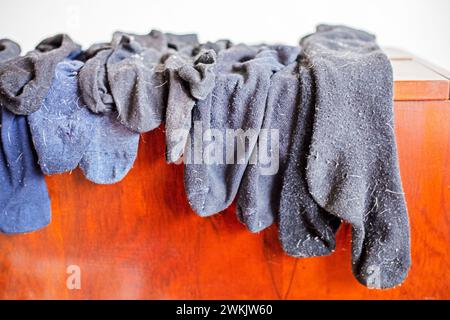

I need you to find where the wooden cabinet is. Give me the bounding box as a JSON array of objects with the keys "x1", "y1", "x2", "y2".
[{"x1": 0, "y1": 49, "x2": 448, "y2": 299}]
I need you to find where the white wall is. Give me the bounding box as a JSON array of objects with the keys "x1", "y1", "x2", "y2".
[{"x1": 1, "y1": 0, "x2": 449, "y2": 69}]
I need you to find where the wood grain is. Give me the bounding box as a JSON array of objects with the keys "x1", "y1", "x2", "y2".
[{"x1": 0, "y1": 57, "x2": 449, "y2": 300}]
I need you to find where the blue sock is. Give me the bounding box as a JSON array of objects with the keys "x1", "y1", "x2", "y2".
[
  {"x1": 28, "y1": 59, "x2": 99, "y2": 174},
  {"x1": 78, "y1": 110, "x2": 140, "y2": 184},
  {"x1": 0, "y1": 107, "x2": 51, "y2": 233}
]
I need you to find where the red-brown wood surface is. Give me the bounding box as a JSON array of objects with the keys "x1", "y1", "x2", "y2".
[{"x1": 0, "y1": 56, "x2": 449, "y2": 300}]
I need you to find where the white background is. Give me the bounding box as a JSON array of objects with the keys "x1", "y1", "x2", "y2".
[{"x1": 1, "y1": 0, "x2": 449, "y2": 69}]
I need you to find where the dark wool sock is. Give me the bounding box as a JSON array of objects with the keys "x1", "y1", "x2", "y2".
[
  {"x1": 28, "y1": 59, "x2": 99, "y2": 174},
  {"x1": 183, "y1": 45, "x2": 283, "y2": 216},
  {"x1": 113, "y1": 30, "x2": 199, "y2": 49},
  {"x1": 82, "y1": 42, "x2": 111, "y2": 60},
  {"x1": 165, "y1": 48, "x2": 217, "y2": 163},
  {"x1": 78, "y1": 44, "x2": 115, "y2": 114},
  {"x1": 112, "y1": 30, "x2": 198, "y2": 54},
  {"x1": 235, "y1": 45, "x2": 301, "y2": 233},
  {"x1": 164, "y1": 52, "x2": 197, "y2": 163},
  {"x1": 178, "y1": 48, "x2": 217, "y2": 100},
  {"x1": 267, "y1": 44, "x2": 301, "y2": 66},
  {"x1": 196, "y1": 40, "x2": 233, "y2": 55},
  {"x1": 165, "y1": 40, "x2": 232, "y2": 164},
  {"x1": 278, "y1": 62, "x2": 341, "y2": 256},
  {"x1": 0, "y1": 107, "x2": 51, "y2": 233},
  {"x1": 165, "y1": 33, "x2": 199, "y2": 55},
  {"x1": 0, "y1": 34, "x2": 80, "y2": 115},
  {"x1": 112, "y1": 29, "x2": 168, "y2": 51},
  {"x1": 302, "y1": 25, "x2": 410, "y2": 288},
  {"x1": 0, "y1": 39, "x2": 21, "y2": 62},
  {"x1": 78, "y1": 110, "x2": 140, "y2": 184},
  {"x1": 106, "y1": 35, "x2": 167, "y2": 133}
]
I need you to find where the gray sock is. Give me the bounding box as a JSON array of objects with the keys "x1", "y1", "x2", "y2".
[
  {"x1": 164, "y1": 52, "x2": 197, "y2": 163},
  {"x1": 106, "y1": 35, "x2": 167, "y2": 133},
  {"x1": 196, "y1": 40, "x2": 233, "y2": 55},
  {"x1": 302, "y1": 25, "x2": 410, "y2": 288},
  {"x1": 178, "y1": 49, "x2": 217, "y2": 100},
  {"x1": 80, "y1": 32, "x2": 173, "y2": 133},
  {"x1": 184, "y1": 45, "x2": 283, "y2": 216},
  {"x1": 165, "y1": 48, "x2": 217, "y2": 163},
  {"x1": 0, "y1": 39, "x2": 20, "y2": 62},
  {"x1": 0, "y1": 34, "x2": 80, "y2": 115},
  {"x1": 78, "y1": 44, "x2": 115, "y2": 114},
  {"x1": 28, "y1": 59, "x2": 99, "y2": 174},
  {"x1": 235, "y1": 45, "x2": 301, "y2": 233},
  {"x1": 278, "y1": 62, "x2": 341, "y2": 256},
  {"x1": 165, "y1": 40, "x2": 233, "y2": 164},
  {"x1": 112, "y1": 29, "x2": 168, "y2": 51},
  {"x1": 165, "y1": 33, "x2": 199, "y2": 55},
  {"x1": 112, "y1": 30, "x2": 197, "y2": 51}
]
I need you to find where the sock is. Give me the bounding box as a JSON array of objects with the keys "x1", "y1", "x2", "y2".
[
  {"x1": 111, "y1": 30, "x2": 199, "y2": 56},
  {"x1": 302, "y1": 25, "x2": 410, "y2": 288},
  {"x1": 0, "y1": 40, "x2": 49, "y2": 233},
  {"x1": 106, "y1": 35, "x2": 167, "y2": 133},
  {"x1": 183, "y1": 45, "x2": 283, "y2": 216},
  {"x1": 80, "y1": 33, "x2": 169, "y2": 133},
  {"x1": 27, "y1": 59, "x2": 99, "y2": 174},
  {"x1": 111, "y1": 30, "x2": 200, "y2": 54},
  {"x1": 178, "y1": 48, "x2": 217, "y2": 100},
  {"x1": 82, "y1": 42, "x2": 111, "y2": 60},
  {"x1": 267, "y1": 44, "x2": 301, "y2": 66},
  {"x1": 78, "y1": 44, "x2": 115, "y2": 114},
  {"x1": 195, "y1": 40, "x2": 233, "y2": 55},
  {"x1": 112, "y1": 29, "x2": 168, "y2": 51},
  {"x1": 165, "y1": 48, "x2": 217, "y2": 163},
  {"x1": 235, "y1": 45, "x2": 302, "y2": 233},
  {"x1": 78, "y1": 110, "x2": 140, "y2": 184},
  {"x1": 164, "y1": 52, "x2": 197, "y2": 163},
  {"x1": 0, "y1": 39, "x2": 20, "y2": 62},
  {"x1": 165, "y1": 33, "x2": 199, "y2": 55},
  {"x1": 38, "y1": 39, "x2": 139, "y2": 184},
  {"x1": 0, "y1": 107, "x2": 51, "y2": 233},
  {"x1": 278, "y1": 62, "x2": 341, "y2": 256},
  {"x1": 165, "y1": 41, "x2": 232, "y2": 164},
  {"x1": 0, "y1": 34, "x2": 80, "y2": 115}
]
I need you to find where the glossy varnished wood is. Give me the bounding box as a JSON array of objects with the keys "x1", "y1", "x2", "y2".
[{"x1": 0, "y1": 54, "x2": 449, "y2": 299}]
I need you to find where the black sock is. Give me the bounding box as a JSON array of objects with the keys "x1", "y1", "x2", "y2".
[
  {"x1": 184, "y1": 45, "x2": 283, "y2": 216},
  {"x1": 302, "y1": 25, "x2": 410, "y2": 288},
  {"x1": 278, "y1": 61, "x2": 341, "y2": 256},
  {"x1": 236, "y1": 45, "x2": 301, "y2": 233}
]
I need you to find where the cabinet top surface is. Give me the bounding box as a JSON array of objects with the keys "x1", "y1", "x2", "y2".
[{"x1": 387, "y1": 47, "x2": 450, "y2": 101}]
